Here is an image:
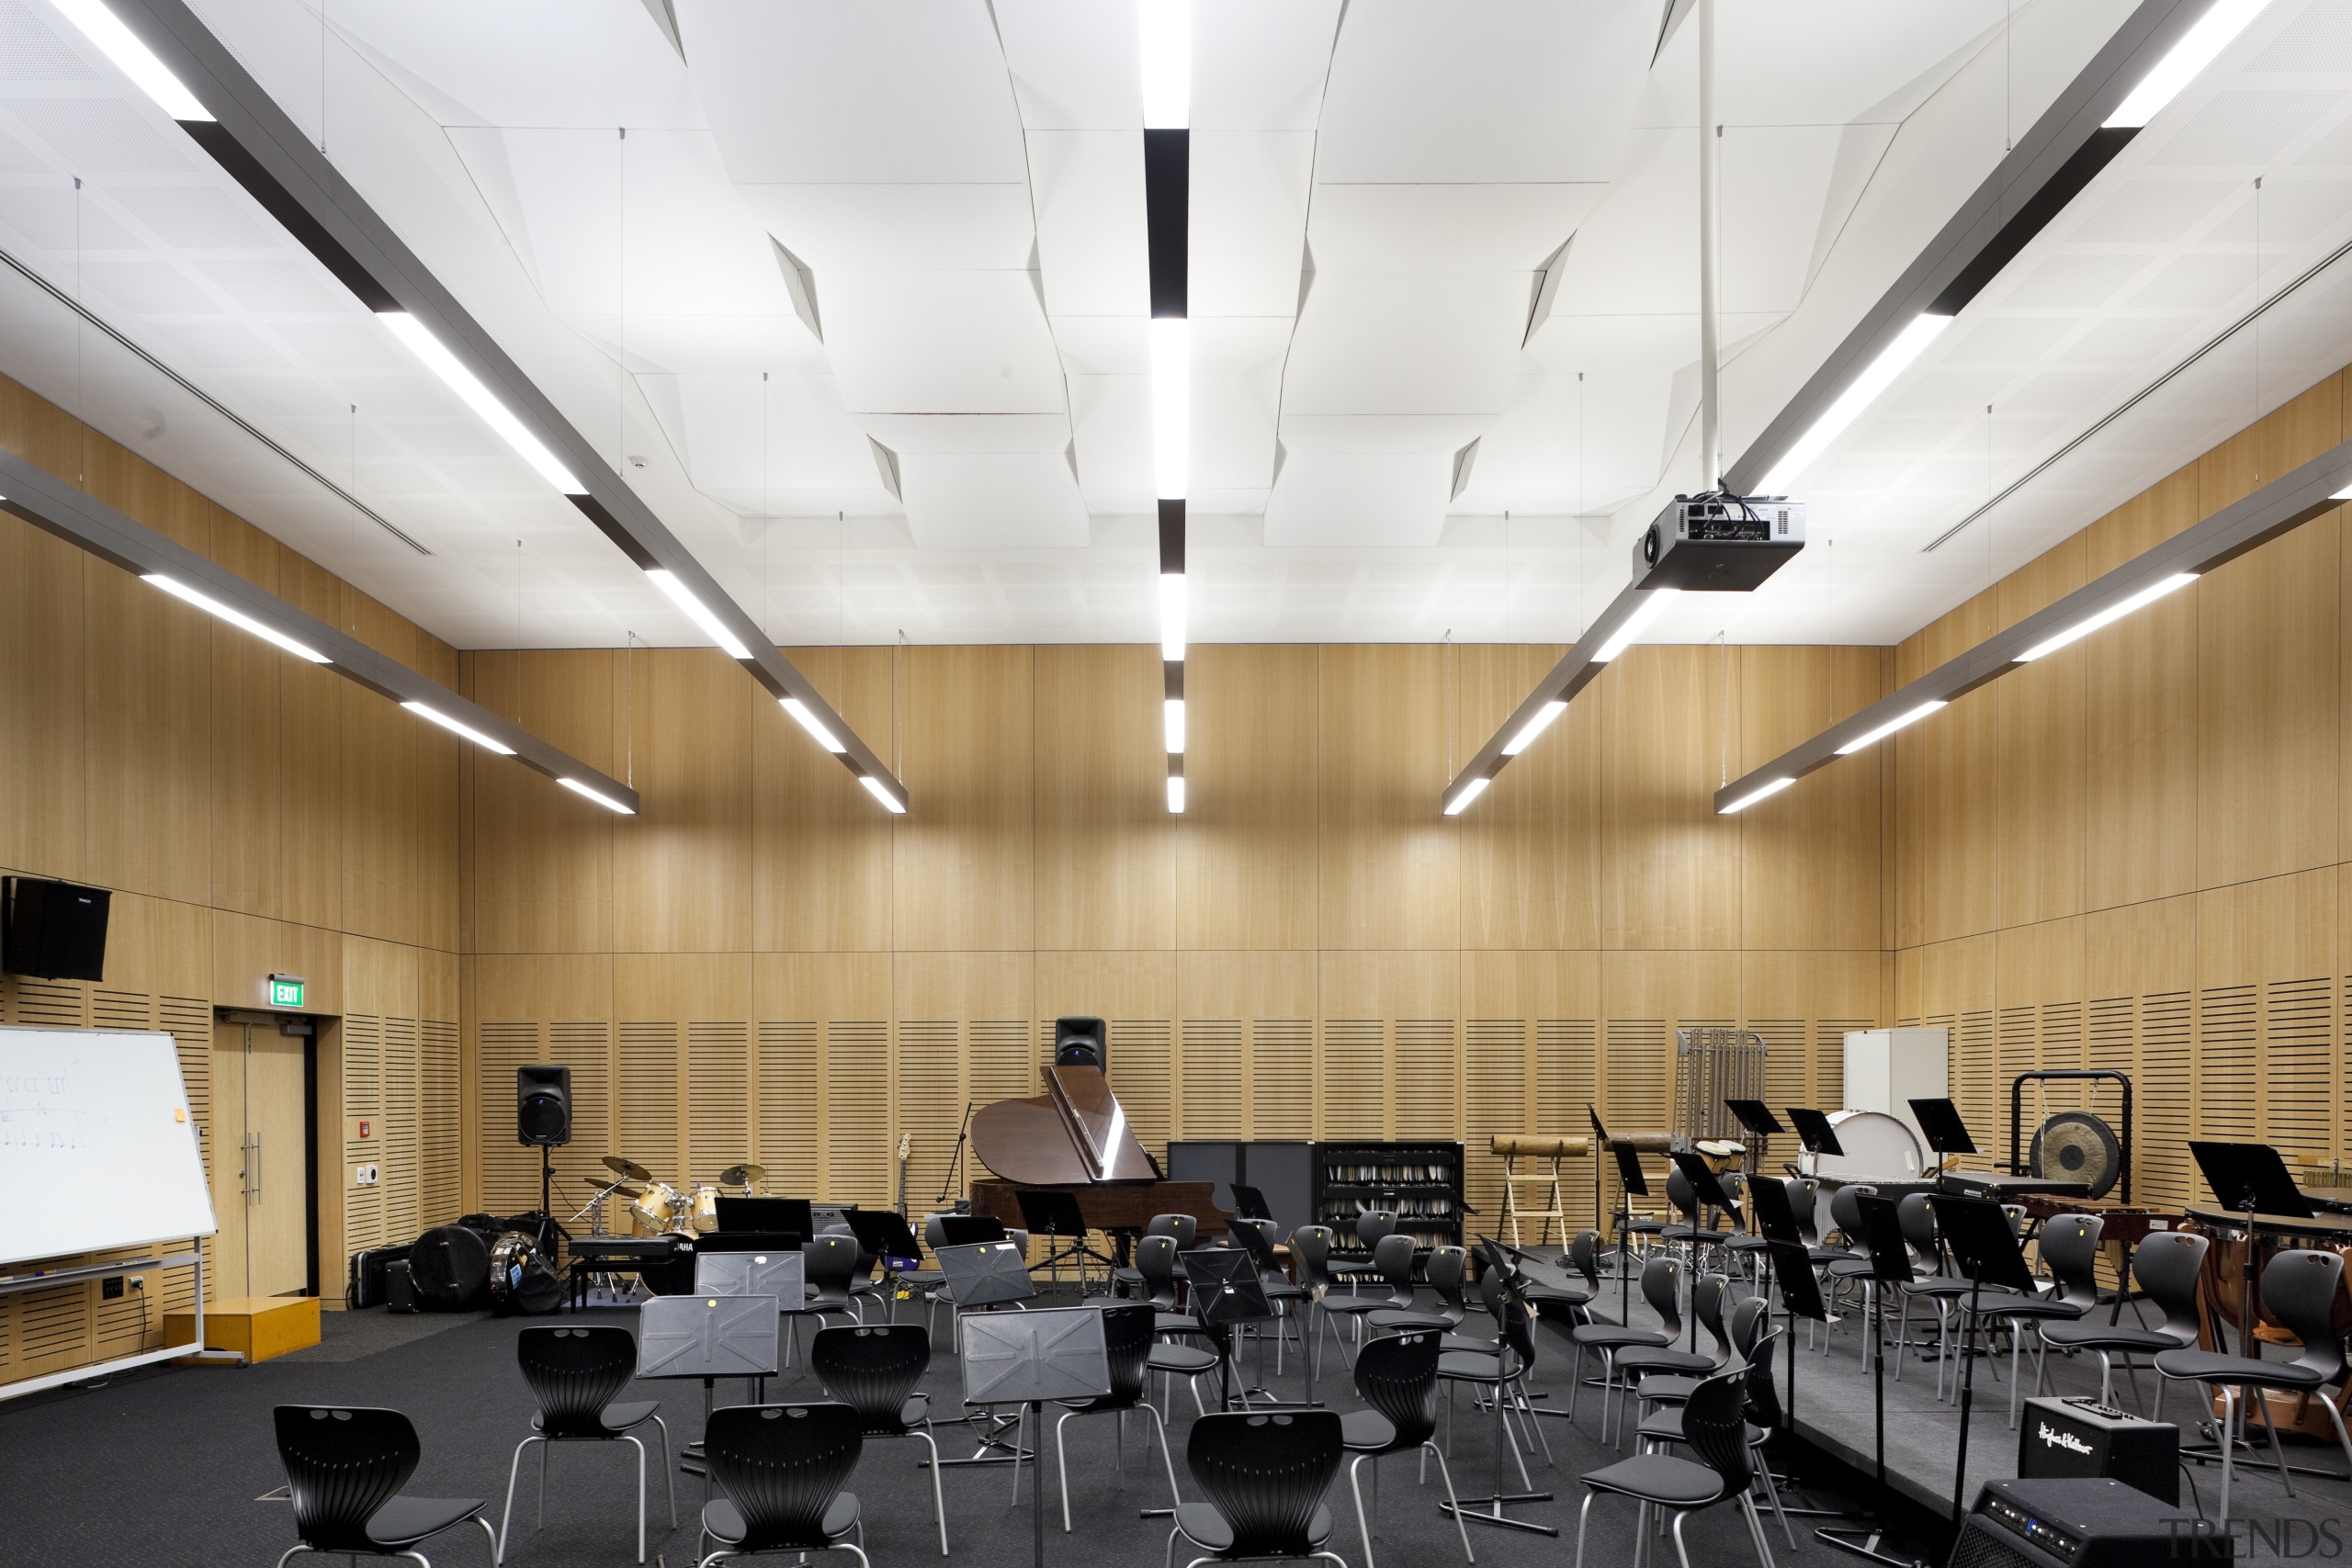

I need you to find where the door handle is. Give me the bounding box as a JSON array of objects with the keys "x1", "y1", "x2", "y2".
[
  {"x1": 252, "y1": 1133, "x2": 262, "y2": 1205},
  {"x1": 239, "y1": 1134, "x2": 252, "y2": 1201}
]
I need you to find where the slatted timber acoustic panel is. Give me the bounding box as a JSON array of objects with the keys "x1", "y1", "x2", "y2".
[{"x1": 0, "y1": 361, "x2": 464, "y2": 1394}]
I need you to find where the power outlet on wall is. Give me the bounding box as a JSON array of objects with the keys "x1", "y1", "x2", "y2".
[
  {"x1": 101, "y1": 1277, "x2": 123, "y2": 1300},
  {"x1": 354, "y1": 1164, "x2": 379, "y2": 1187}
]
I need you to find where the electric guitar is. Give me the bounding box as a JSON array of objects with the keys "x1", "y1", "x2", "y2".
[{"x1": 896, "y1": 1131, "x2": 911, "y2": 1216}]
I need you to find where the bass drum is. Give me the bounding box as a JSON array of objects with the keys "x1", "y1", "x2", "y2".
[
  {"x1": 408, "y1": 1224, "x2": 491, "y2": 1309},
  {"x1": 488, "y1": 1233, "x2": 565, "y2": 1316},
  {"x1": 1805, "y1": 1110, "x2": 1924, "y2": 1184},
  {"x1": 630, "y1": 1180, "x2": 684, "y2": 1236}
]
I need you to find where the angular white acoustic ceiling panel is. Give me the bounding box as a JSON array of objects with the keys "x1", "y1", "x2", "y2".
[
  {"x1": 899, "y1": 451, "x2": 1090, "y2": 548},
  {"x1": 1263, "y1": 450, "x2": 1451, "y2": 547},
  {"x1": 820, "y1": 271, "x2": 1067, "y2": 414}
]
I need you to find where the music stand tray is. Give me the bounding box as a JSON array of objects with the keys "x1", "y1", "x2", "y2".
[
  {"x1": 938, "y1": 1214, "x2": 1008, "y2": 1247},
  {"x1": 692, "y1": 1248, "x2": 805, "y2": 1307},
  {"x1": 1786, "y1": 1107, "x2": 1844, "y2": 1158},
  {"x1": 1611, "y1": 1141, "x2": 1650, "y2": 1197},
  {"x1": 1725, "y1": 1099, "x2": 1785, "y2": 1136},
  {"x1": 639, "y1": 1293, "x2": 781, "y2": 1379},
  {"x1": 938, "y1": 1240, "x2": 1037, "y2": 1308},
  {"x1": 716, "y1": 1196, "x2": 811, "y2": 1237},
  {"x1": 1228, "y1": 1182, "x2": 1276, "y2": 1223},
  {"x1": 2189, "y1": 1140, "x2": 2314, "y2": 1220},
  {"x1": 1908, "y1": 1098, "x2": 1978, "y2": 1158},
  {"x1": 1747, "y1": 1177, "x2": 1802, "y2": 1246},
  {"x1": 1668, "y1": 1149, "x2": 1743, "y2": 1226},
  {"x1": 1184, "y1": 1247, "x2": 1272, "y2": 1325},
  {"x1": 844, "y1": 1208, "x2": 922, "y2": 1261}
]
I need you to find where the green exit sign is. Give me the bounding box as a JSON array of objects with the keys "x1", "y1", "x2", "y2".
[{"x1": 269, "y1": 975, "x2": 304, "y2": 1009}]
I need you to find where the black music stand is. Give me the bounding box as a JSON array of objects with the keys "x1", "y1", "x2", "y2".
[
  {"x1": 1014, "y1": 1188, "x2": 1109, "y2": 1291},
  {"x1": 716, "y1": 1196, "x2": 811, "y2": 1240},
  {"x1": 1587, "y1": 1104, "x2": 1613, "y2": 1245},
  {"x1": 1228, "y1": 1182, "x2": 1276, "y2": 1222},
  {"x1": 1759, "y1": 1235, "x2": 1855, "y2": 1532},
  {"x1": 1787, "y1": 1106, "x2": 1845, "y2": 1160},
  {"x1": 1725, "y1": 1096, "x2": 1783, "y2": 1176},
  {"x1": 1815, "y1": 1195, "x2": 1930, "y2": 1568},
  {"x1": 960, "y1": 1305, "x2": 1113, "y2": 1568},
  {"x1": 2190, "y1": 1141, "x2": 2312, "y2": 1366},
  {"x1": 1610, "y1": 1141, "x2": 1649, "y2": 1328},
  {"x1": 939, "y1": 1213, "x2": 1008, "y2": 1247},
  {"x1": 1928, "y1": 1196, "x2": 2036, "y2": 1532},
  {"x1": 845, "y1": 1208, "x2": 924, "y2": 1312},
  {"x1": 639, "y1": 1293, "x2": 781, "y2": 1497},
  {"x1": 692, "y1": 1247, "x2": 804, "y2": 1310},
  {"x1": 1184, "y1": 1247, "x2": 1273, "y2": 1412},
  {"x1": 1907, "y1": 1098, "x2": 1976, "y2": 1185},
  {"x1": 1227, "y1": 1222, "x2": 1317, "y2": 1408},
  {"x1": 1668, "y1": 1149, "x2": 1743, "y2": 1353},
  {"x1": 938, "y1": 1240, "x2": 1036, "y2": 1310}
]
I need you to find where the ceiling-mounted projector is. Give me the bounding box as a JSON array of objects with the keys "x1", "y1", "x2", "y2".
[{"x1": 1630, "y1": 494, "x2": 1804, "y2": 592}]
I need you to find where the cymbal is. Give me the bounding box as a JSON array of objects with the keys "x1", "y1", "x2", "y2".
[
  {"x1": 718, "y1": 1163, "x2": 765, "y2": 1187},
  {"x1": 582, "y1": 1176, "x2": 642, "y2": 1193},
  {"x1": 602, "y1": 1155, "x2": 653, "y2": 1182}
]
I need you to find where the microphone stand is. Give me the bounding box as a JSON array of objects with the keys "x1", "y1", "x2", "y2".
[{"x1": 938, "y1": 1100, "x2": 974, "y2": 1208}]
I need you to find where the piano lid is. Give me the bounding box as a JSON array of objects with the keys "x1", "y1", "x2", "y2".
[{"x1": 969, "y1": 1065, "x2": 1161, "y2": 1186}]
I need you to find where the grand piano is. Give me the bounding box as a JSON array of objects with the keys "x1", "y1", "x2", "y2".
[{"x1": 968, "y1": 1062, "x2": 1232, "y2": 1257}]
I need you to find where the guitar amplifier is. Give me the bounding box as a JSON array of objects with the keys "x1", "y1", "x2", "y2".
[
  {"x1": 2017, "y1": 1395, "x2": 2177, "y2": 1503},
  {"x1": 384, "y1": 1259, "x2": 421, "y2": 1314},
  {"x1": 1951, "y1": 1479, "x2": 2230, "y2": 1566}
]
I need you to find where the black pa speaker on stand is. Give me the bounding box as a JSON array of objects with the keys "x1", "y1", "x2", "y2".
[
  {"x1": 1053, "y1": 1016, "x2": 1106, "y2": 1071},
  {"x1": 516, "y1": 1066, "x2": 571, "y2": 1260}
]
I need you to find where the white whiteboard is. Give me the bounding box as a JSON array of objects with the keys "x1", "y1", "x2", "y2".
[{"x1": 0, "y1": 1028, "x2": 217, "y2": 1268}]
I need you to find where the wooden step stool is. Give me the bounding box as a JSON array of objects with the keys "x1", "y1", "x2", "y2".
[{"x1": 164, "y1": 1295, "x2": 320, "y2": 1364}]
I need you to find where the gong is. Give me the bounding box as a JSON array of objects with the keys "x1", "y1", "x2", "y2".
[{"x1": 2029, "y1": 1111, "x2": 2122, "y2": 1200}]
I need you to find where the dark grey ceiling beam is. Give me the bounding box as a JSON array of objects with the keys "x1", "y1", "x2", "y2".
[
  {"x1": 112, "y1": 0, "x2": 907, "y2": 812},
  {"x1": 1723, "y1": 0, "x2": 2204, "y2": 499},
  {"x1": 0, "y1": 446, "x2": 641, "y2": 813},
  {"x1": 1713, "y1": 439, "x2": 2352, "y2": 814}
]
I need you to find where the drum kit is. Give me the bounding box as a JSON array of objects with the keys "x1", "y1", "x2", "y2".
[{"x1": 573, "y1": 1154, "x2": 767, "y2": 1240}]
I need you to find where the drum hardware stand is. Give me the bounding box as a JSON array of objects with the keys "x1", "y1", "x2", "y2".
[{"x1": 937, "y1": 1100, "x2": 975, "y2": 1207}]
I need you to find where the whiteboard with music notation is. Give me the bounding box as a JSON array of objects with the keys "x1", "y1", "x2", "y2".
[{"x1": 0, "y1": 1028, "x2": 216, "y2": 1268}]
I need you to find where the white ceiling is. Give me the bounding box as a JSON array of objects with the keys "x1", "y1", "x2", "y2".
[{"x1": 0, "y1": 0, "x2": 2339, "y2": 655}]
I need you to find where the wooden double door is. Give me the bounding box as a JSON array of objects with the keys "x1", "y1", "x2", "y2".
[{"x1": 209, "y1": 1018, "x2": 313, "y2": 1298}]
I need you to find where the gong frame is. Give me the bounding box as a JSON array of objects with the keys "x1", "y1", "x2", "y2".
[{"x1": 2007, "y1": 1068, "x2": 2132, "y2": 1203}]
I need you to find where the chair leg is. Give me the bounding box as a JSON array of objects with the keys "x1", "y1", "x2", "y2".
[
  {"x1": 2251, "y1": 1384, "x2": 2295, "y2": 1497},
  {"x1": 1754, "y1": 1449, "x2": 1796, "y2": 1551},
  {"x1": 476, "y1": 1515, "x2": 500, "y2": 1561},
  {"x1": 1348, "y1": 1453, "x2": 1379, "y2": 1568},
  {"x1": 2316, "y1": 1391, "x2": 2352, "y2": 1483},
  {"x1": 650, "y1": 1416, "x2": 678, "y2": 1529},
  {"x1": 1669, "y1": 1506, "x2": 1695, "y2": 1568},
  {"x1": 2217, "y1": 1385, "x2": 2235, "y2": 1523},
  {"x1": 274, "y1": 1546, "x2": 315, "y2": 1568},
  {"x1": 1574, "y1": 1491, "x2": 1598, "y2": 1568},
  {"x1": 498, "y1": 1435, "x2": 540, "y2": 1563},
  {"x1": 1057, "y1": 1409, "x2": 1076, "y2": 1534},
  {"x1": 1738, "y1": 1494, "x2": 1778, "y2": 1568},
  {"x1": 1142, "y1": 1400, "x2": 1184, "y2": 1511},
  {"x1": 538, "y1": 1437, "x2": 548, "y2": 1529},
  {"x1": 622, "y1": 1433, "x2": 647, "y2": 1564},
  {"x1": 1424, "y1": 1441, "x2": 1475, "y2": 1564},
  {"x1": 916, "y1": 1428, "x2": 948, "y2": 1555}
]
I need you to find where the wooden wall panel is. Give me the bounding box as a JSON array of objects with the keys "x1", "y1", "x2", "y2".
[
  {"x1": 616, "y1": 653, "x2": 753, "y2": 953},
  {"x1": 758, "y1": 647, "x2": 894, "y2": 952},
  {"x1": 1035, "y1": 646, "x2": 1174, "y2": 951},
  {"x1": 894, "y1": 646, "x2": 1034, "y2": 951},
  {"x1": 1736, "y1": 647, "x2": 1887, "y2": 950},
  {"x1": 1317, "y1": 646, "x2": 1456, "y2": 950},
  {"x1": 1601, "y1": 647, "x2": 1741, "y2": 949},
  {"x1": 0, "y1": 523, "x2": 84, "y2": 883},
  {"x1": 464, "y1": 650, "x2": 616, "y2": 955},
  {"x1": 1175, "y1": 645, "x2": 1317, "y2": 950},
  {"x1": 1453, "y1": 644, "x2": 1601, "y2": 950}
]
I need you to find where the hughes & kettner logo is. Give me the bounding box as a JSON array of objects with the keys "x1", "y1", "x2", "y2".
[{"x1": 2035, "y1": 1420, "x2": 2093, "y2": 1456}]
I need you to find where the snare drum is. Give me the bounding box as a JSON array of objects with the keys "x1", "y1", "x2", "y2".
[
  {"x1": 690, "y1": 1183, "x2": 722, "y2": 1234},
  {"x1": 1802, "y1": 1110, "x2": 1923, "y2": 1182},
  {"x1": 489, "y1": 1232, "x2": 534, "y2": 1314},
  {"x1": 629, "y1": 1179, "x2": 684, "y2": 1235}
]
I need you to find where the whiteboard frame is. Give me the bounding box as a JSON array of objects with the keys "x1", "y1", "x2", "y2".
[{"x1": 0, "y1": 1023, "x2": 219, "y2": 1269}]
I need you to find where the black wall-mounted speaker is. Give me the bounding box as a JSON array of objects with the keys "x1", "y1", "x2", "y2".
[
  {"x1": 1053, "y1": 1016, "x2": 1106, "y2": 1071},
  {"x1": 2, "y1": 876, "x2": 110, "y2": 982},
  {"x1": 516, "y1": 1065, "x2": 571, "y2": 1147}
]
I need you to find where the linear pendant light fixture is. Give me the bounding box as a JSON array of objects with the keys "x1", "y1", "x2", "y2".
[
  {"x1": 1143, "y1": 0, "x2": 1191, "y2": 815},
  {"x1": 90, "y1": 0, "x2": 909, "y2": 812},
  {"x1": 0, "y1": 445, "x2": 638, "y2": 812},
  {"x1": 1713, "y1": 430, "x2": 2352, "y2": 815}
]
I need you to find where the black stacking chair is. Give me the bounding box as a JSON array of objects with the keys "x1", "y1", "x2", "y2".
[
  {"x1": 2039, "y1": 1228, "x2": 2209, "y2": 1413},
  {"x1": 696, "y1": 1403, "x2": 867, "y2": 1567},
  {"x1": 1139, "y1": 1233, "x2": 1217, "y2": 1342},
  {"x1": 1572, "y1": 1369, "x2": 1774, "y2": 1568},
  {"x1": 821, "y1": 1222, "x2": 889, "y2": 1321},
  {"x1": 1566, "y1": 1252, "x2": 1682, "y2": 1442},
  {"x1": 1635, "y1": 1292, "x2": 1769, "y2": 1420},
  {"x1": 1629, "y1": 1330, "x2": 1794, "y2": 1555},
  {"x1": 1320, "y1": 1234, "x2": 1418, "y2": 1359},
  {"x1": 1291, "y1": 1225, "x2": 1344, "y2": 1373},
  {"x1": 1169, "y1": 1410, "x2": 1350, "y2": 1568},
  {"x1": 273, "y1": 1404, "x2": 498, "y2": 1568},
  {"x1": 1890, "y1": 1192, "x2": 1973, "y2": 1396},
  {"x1": 789, "y1": 1235, "x2": 865, "y2": 1365},
  {"x1": 809, "y1": 1325, "x2": 947, "y2": 1556},
  {"x1": 1370, "y1": 1243, "x2": 1466, "y2": 1335},
  {"x1": 1236, "y1": 1218, "x2": 1310, "y2": 1370},
  {"x1": 1658, "y1": 1168, "x2": 1724, "y2": 1268},
  {"x1": 1717, "y1": 1175, "x2": 1770, "y2": 1280},
  {"x1": 1341, "y1": 1330, "x2": 1473, "y2": 1568},
  {"x1": 1519, "y1": 1230, "x2": 1602, "y2": 1322},
  {"x1": 1966, "y1": 1211, "x2": 2101, "y2": 1427},
  {"x1": 1818, "y1": 1185, "x2": 1883, "y2": 1357},
  {"x1": 498, "y1": 1325, "x2": 674, "y2": 1564},
  {"x1": 1054, "y1": 1302, "x2": 1183, "y2": 1530},
  {"x1": 2155, "y1": 1246, "x2": 2352, "y2": 1522},
  {"x1": 1614, "y1": 1273, "x2": 1730, "y2": 1435},
  {"x1": 1114, "y1": 1214, "x2": 1197, "y2": 1294},
  {"x1": 1331, "y1": 1210, "x2": 1398, "y2": 1289}
]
